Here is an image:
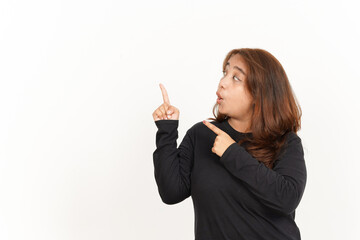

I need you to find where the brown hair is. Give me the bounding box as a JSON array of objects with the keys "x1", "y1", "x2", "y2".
[{"x1": 207, "y1": 48, "x2": 302, "y2": 169}]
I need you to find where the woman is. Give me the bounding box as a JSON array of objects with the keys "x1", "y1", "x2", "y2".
[{"x1": 152, "y1": 48, "x2": 307, "y2": 240}]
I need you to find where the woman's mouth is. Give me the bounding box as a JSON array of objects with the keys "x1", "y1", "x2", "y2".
[{"x1": 216, "y1": 92, "x2": 224, "y2": 103}]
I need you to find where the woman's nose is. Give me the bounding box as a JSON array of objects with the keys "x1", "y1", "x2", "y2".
[{"x1": 219, "y1": 76, "x2": 228, "y2": 89}]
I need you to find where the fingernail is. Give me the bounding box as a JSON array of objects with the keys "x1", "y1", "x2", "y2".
[
  {"x1": 167, "y1": 115, "x2": 171, "y2": 118},
  {"x1": 167, "y1": 110, "x2": 171, "y2": 114}
]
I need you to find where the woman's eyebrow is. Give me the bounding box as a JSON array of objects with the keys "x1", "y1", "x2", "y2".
[{"x1": 225, "y1": 62, "x2": 247, "y2": 76}]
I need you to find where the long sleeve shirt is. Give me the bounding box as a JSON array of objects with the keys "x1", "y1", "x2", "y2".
[{"x1": 153, "y1": 118, "x2": 307, "y2": 240}]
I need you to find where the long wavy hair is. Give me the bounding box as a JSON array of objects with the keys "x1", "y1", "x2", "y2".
[{"x1": 207, "y1": 48, "x2": 302, "y2": 169}]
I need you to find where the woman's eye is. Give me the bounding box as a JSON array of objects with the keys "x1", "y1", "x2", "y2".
[
  {"x1": 234, "y1": 76, "x2": 241, "y2": 81},
  {"x1": 222, "y1": 71, "x2": 241, "y2": 81}
]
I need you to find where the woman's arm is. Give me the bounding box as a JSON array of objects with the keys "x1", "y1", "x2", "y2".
[
  {"x1": 153, "y1": 120, "x2": 194, "y2": 204},
  {"x1": 219, "y1": 132, "x2": 307, "y2": 215}
]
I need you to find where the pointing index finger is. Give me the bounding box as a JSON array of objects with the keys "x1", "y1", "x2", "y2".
[
  {"x1": 203, "y1": 120, "x2": 222, "y2": 135},
  {"x1": 159, "y1": 83, "x2": 170, "y2": 104}
]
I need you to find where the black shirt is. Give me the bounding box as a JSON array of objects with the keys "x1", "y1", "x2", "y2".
[{"x1": 153, "y1": 118, "x2": 307, "y2": 240}]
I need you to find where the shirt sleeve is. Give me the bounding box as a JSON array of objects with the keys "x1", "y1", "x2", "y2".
[
  {"x1": 153, "y1": 120, "x2": 194, "y2": 205},
  {"x1": 219, "y1": 132, "x2": 307, "y2": 215}
]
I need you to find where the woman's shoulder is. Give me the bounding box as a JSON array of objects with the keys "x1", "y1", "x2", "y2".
[
  {"x1": 188, "y1": 120, "x2": 222, "y2": 133},
  {"x1": 284, "y1": 131, "x2": 302, "y2": 144},
  {"x1": 186, "y1": 120, "x2": 228, "y2": 146},
  {"x1": 184, "y1": 120, "x2": 220, "y2": 146},
  {"x1": 186, "y1": 121, "x2": 206, "y2": 135}
]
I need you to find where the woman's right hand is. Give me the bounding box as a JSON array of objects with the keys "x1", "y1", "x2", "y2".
[{"x1": 153, "y1": 83, "x2": 180, "y2": 121}]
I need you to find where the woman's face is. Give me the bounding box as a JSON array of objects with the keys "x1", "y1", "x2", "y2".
[{"x1": 216, "y1": 54, "x2": 254, "y2": 122}]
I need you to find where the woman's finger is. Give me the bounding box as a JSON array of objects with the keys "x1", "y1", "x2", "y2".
[
  {"x1": 159, "y1": 105, "x2": 168, "y2": 119},
  {"x1": 159, "y1": 83, "x2": 170, "y2": 104},
  {"x1": 166, "y1": 106, "x2": 174, "y2": 118}
]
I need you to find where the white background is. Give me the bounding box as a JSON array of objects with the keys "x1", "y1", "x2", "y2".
[{"x1": 1, "y1": 0, "x2": 359, "y2": 239}]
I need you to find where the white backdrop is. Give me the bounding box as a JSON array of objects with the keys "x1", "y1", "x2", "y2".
[{"x1": 1, "y1": 0, "x2": 359, "y2": 239}]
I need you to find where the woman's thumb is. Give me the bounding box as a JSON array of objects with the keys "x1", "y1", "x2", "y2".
[
  {"x1": 166, "y1": 107, "x2": 173, "y2": 114},
  {"x1": 167, "y1": 105, "x2": 178, "y2": 114}
]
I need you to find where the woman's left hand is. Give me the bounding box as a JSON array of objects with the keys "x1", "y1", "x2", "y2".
[{"x1": 203, "y1": 120, "x2": 236, "y2": 158}]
